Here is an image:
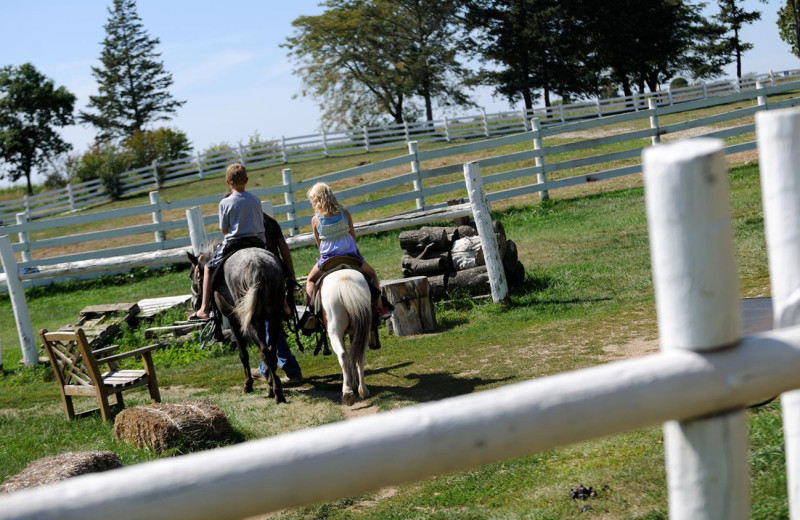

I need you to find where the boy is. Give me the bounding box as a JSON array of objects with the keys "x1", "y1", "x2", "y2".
[{"x1": 192, "y1": 163, "x2": 265, "y2": 320}]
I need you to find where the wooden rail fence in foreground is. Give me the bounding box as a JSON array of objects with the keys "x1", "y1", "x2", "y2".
[{"x1": 3, "y1": 108, "x2": 800, "y2": 518}]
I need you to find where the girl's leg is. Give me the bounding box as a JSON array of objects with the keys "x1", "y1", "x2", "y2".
[
  {"x1": 196, "y1": 265, "x2": 213, "y2": 319},
  {"x1": 306, "y1": 264, "x2": 322, "y2": 302}
]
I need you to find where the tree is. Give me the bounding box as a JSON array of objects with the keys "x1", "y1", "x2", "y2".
[
  {"x1": 0, "y1": 63, "x2": 76, "y2": 194},
  {"x1": 124, "y1": 127, "x2": 192, "y2": 169},
  {"x1": 778, "y1": 0, "x2": 800, "y2": 58},
  {"x1": 371, "y1": 0, "x2": 474, "y2": 122},
  {"x1": 464, "y1": 0, "x2": 600, "y2": 110},
  {"x1": 80, "y1": 0, "x2": 184, "y2": 142},
  {"x1": 712, "y1": 0, "x2": 763, "y2": 79}
]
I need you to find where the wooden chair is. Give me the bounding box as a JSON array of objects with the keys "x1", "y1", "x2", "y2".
[{"x1": 40, "y1": 327, "x2": 163, "y2": 422}]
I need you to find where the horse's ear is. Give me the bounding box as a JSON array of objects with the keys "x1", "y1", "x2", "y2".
[{"x1": 187, "y1": 251, "x2": 199, "y2": 267}]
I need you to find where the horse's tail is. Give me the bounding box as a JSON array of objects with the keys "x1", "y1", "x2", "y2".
[
  {"x1": 337, "y1": 271, "x2": 372, "y2": 362},
  {"x1": 235, "y1": 283, "x2": 262, "y2": 333}
]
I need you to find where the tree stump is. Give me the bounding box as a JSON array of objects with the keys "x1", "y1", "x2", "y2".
[{"x1": 381, "y1": 276, "x2": 437, "y2": 336}]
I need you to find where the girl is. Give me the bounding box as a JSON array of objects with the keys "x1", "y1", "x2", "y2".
[{"x1": 305, "y1": 182, "x2": 393, "y2": 319}]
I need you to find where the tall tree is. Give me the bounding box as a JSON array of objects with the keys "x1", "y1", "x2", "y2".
[
  {"x1": 713, "y1": 0, "x2": 763, "y2": 79},
  {"x1": 778, "y1": 0, "x2": 800, "y2": 57},
  {"x1": 464, "y1": 0, "x2": 600, "y2": 110},
  {"x1": 0, "y1": 63, "x2": 75, "y2": 194},
  {"x1": 371, "y1": 0, "x2": 474, "y2": 122},
  {"x1": 81, "y1": 0, "x2": 185, "y2": 142}
]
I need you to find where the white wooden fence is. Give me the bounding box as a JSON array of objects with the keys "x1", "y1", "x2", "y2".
[
  {"x1": 2, "y1": 108, "x2": 800, "y2": 519},
  {"x1": 3, "y1": 69, "x2": 798, "y2": 224},
  {"x1": 2, "y1": 77, "x2": 800, "y2": 293}
]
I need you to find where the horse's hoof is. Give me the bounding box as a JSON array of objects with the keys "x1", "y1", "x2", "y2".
[
  {"x1": 359, "y1": 387, "x2": 370, "y2": 399},
  {"x1": 244, "y1": 382, "x2": 254, "y2": 394},
  {"x1": 342, "y1": 392, "x2": 356, "y2": 406},
  {"x1": 267, "y1": 388, "x2": 275, "y2": 398},
  {"x1": 275, "y1": 394, "x2": 287, "y2": 404}
]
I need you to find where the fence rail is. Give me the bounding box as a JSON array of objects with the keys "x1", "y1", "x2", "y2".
[
  {"x1": 2, "y1": 69, "x2": 799, "y2": 224},
  {"x1": 0, "y1": 78, "x2": 799, "y2": 288}
]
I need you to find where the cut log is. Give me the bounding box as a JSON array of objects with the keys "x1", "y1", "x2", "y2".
[
  {"x1": 447, "y1": 266, "x2": 490, "y2": 297},
  {"x1": 401, "y1": 252, "x2": 450, "y2": 274},
  {"x1": 457, "y1": 225, "x2": 478, "y2": 238},
  {"x1": 503, "y1": 239, "x2": 518, "y2": 264},
  {"x1": 382, "y1": 277, "x2": 437, "y2": 336},
  {"x1": 427, "y1": 274, "x2": 448, "y2": 301},
  {"x1": 399, "y1": 228, "x2": 449, "y2": 252}
]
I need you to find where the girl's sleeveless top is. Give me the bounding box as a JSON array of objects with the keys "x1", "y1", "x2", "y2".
[{"x1": 317, "y1": 211, "x2": 362, "y2": 265}]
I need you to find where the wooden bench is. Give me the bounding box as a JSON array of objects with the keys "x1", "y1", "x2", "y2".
[{"x1": 40, "y1": 327, "x2": 163, "y2": 422}]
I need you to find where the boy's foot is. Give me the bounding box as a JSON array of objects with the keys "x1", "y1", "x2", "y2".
[{"x1": 189, "y1": 312, "x2": 210, "y2": 321}]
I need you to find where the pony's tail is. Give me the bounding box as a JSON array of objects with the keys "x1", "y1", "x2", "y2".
[
  {"x1": 338, "y1": 274, "x2": 372, "y2": 363},
  {"x1": 235, "y1": 283, "x2": 261, "y2": 332}
]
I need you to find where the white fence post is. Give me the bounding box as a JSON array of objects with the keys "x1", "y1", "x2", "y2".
[
  {"x1": 0, "y1": 235, "x2": 37, "y2": 365},
  {"x1": 403, "y1": 120, "x2": 410, "y2": 142},
  {"x1": 530, "y1": 118, "x2": 549, "y2": 201},
  {"x1": 151, "y1": 160, "x2": 161, "y2": 190},
  {"x1": 149, "y1": 191, "x2": 165, "y2": 243},
  {"x1": 196, "y1": 152, "x2": 205, "y2": 179},
  {"x1": 321, "y1": 130, "x2": 329, "y2": 158},
  {"x1": 23, "y1": 194, "x2": 30, "y2": 218},
  {"x1": 463, "y1": 162, "x2": 509, "y2": 305},
  {"x1": 481, "y1": 109, "x2": 490, "y2": 137},
  {"x1": 408, "y1": 141, "x2": 425, "y2": 210},
  {"x1": 643, "y1": 138, "x2": 748, "y2": 520},
  {"x1": 281, "y1": 136, "x2": 288, "y2": 163},
  {"x1": 238, "y1": 142, "x2": 247, "y2": 167},
  {"x1": 186, "y1": 207, "x2": 208, "y2": 255},
  {"x1": 648, "y1": 98, "x2": 661, "y2": 145},
  {"x1": 595, "y1": 97, "x2": 602, "y2": 117},
  {"x1": 15, "y1": 213, "x2": 31, "y2": 263},
  {"x1": 521, "y1": 109, "x2": 530, "y2": 131},
  {"x1": 667, "y1": 88, "x2": 674, "y2": 106},
  {"x1": 755, "y1": 107, "x2": 800, "y2": 519},
  {"x1": 443, "y1": 116, "x2": 452, "y2": 142},
  {"x1": 67, "y1": 183, "x2": 76, "y2": 211},
  {"x1": 282, "y1": 168, "x2": 299, "y2": 236},
  {"x1": 363, "y1": 126, "x2": 371, "y2": 152},
  {"x1": 756, "y1": 81, "x2": 768, "y2": 108}
]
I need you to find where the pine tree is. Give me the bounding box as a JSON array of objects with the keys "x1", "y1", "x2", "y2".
[
  {"x1": 713, "y1": 0, "x2": 763, "y2": 79},
  {"x1": 80, "y1": 0, "x2": 185, "y2": 142}
]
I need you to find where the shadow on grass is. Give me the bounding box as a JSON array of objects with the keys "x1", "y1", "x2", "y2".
[{"x1": 297, "y1": 361, "x2": 513, "y2": 406}]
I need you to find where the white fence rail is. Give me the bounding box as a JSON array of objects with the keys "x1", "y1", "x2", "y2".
[
  {"x1": 3, "y1": 69, "x2": 799, "y2": 224},
  {"x1": 1, "y1": 78, "x2": 798, "y2": 290},
  {"x1": 3, "y1": 112, "x2": 800, "y2": 518}
]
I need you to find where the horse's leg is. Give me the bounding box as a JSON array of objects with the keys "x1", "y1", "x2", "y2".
[
  {"x1": 355, "y1": 342, "x2": 369, "y2": 399},
  {"x1": 228, "y1": 315, "x2": 254, "y2": 394},
  {"x1": 327, "y1": 313, "x2": 355, "y2": 406}
]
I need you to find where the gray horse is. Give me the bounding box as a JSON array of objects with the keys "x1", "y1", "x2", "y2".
[{"x1": 187, "y1": 247, "x2": 287, "y2": 403}]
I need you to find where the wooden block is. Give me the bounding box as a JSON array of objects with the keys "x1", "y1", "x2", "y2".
[{"x1": 382, "y1": 276, "x2": 437, "y2": 336}]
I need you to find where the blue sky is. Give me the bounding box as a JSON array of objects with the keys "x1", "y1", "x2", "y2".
[{"x1": 1, "y1": 0, "x2": 799, "y2": 187}]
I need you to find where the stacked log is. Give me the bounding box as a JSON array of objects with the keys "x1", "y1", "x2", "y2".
[{"x1": 397, "y1": 220, "x2": 525, "y2": 301}]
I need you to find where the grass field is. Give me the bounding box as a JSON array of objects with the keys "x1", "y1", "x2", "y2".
[{"x1": 0, "y1": 150, "x2": 787, "y2": 518}]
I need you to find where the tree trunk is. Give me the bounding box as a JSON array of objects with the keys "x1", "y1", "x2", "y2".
[
  {"x1": 382, "y1": 276, "x2": 437, "y2": 336},
  {"x1": 401, "y1": 254, "x2": 449, "y2": 277}
]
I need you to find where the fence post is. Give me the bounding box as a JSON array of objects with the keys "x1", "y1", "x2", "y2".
[
  {"x1": 756, "y1": 81, "x2": 768, "y2": 108},
  {"x1": 702, "y1": 82, "x2": 708, "y2": 99},
  {"x1": 643, "y1": 138, "x2": 748, "y2": 520},
  {"x1": 755, "y1": 108, "x2": 800, "y2": 519},
  {"x1": 403, "y1": 120, "x2": 410, "y2": 142},
  {"x1": 321, "y1": 130, "x2": 330, "y2": 158},
  {"x1": 23, "y1": 194, "x2": 30, "y2": 217},
  {"x1": 363, "y1": 126, "x2": 371, "y2": 152},
  {"x1": 186, "y1": 207, "x2": 208, "y2": 255},
  {"x1": 558, "y1": 104, "x2": 565, "y2": 124},
  {"x1": 530, "y1": 119, "x2": 549, "y2": 201},
  {"x1": 408, "y1": 141, "x2": 425, "y2": 210},
  {"x1": 149, "y1": 191, "x2": 165, "y2": 243},
  {"x1": 481, "y1": 109, "x2": 490, "y2": 137},
  {"x1": 282, "y1": 168, "x2": 299, "y2": 236},
  {"x1": 443, "y1": 116, "x2": 451, "y2": 142},
  {"x1": 595, "y1": 97, "x2": 602, "y2": 117},
  {"x1": 196, "y1": 152, "x2": 205, "y2": 179},
  {"x1": 15, "y1": 213, "x2": 31, "y2": 263},
  {"x1": 67, "y1": 183, "x2": 76, "y2": 211},
  {"x1": 667, "y1": 87, "x2": 674, "y2": 106},
  {"x1": 648, "y1": 98, "x2": 661, "y2": 145},
  {"x1": 463, "y1": 162, "x2": 509, "y2": 305},
  {"x1": 237, "y1": 143, "x2": 247, "y2": 167},
  {"x1": 0, "y1": 235, "x2": 37, "y2": 365},
  {"x1": 151, "y1": 160, "x2": 161, "y2": 189},
  {"x1": 769, "y1": 69, "x2": 775, "y2": 85},
  {"x1": 281, "y1": 136, "x2": 288, "y2": 164}
]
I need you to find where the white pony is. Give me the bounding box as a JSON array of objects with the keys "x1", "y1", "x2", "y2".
[{"x1": 320, "y1": 268, "x2": 374, "y2": 405}]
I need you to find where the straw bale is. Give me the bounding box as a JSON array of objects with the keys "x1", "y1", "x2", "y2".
[
  {"x1": 0, "y1": 451, "x2": 121, "y2": 494},
  {"x1": 114, "y1": 401, "x2": 235, "y2": 454}
]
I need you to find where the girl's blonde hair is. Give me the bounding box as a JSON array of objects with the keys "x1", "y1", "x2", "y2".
[{"x1": 307, "y1": 182, "x2": 341, "y2": 214}]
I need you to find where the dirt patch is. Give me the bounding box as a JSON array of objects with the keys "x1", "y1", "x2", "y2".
[
  {"x1": 600, "y1": 339, "x2": 660, "y2": 360},
  {"x1": 341, "y1": 400, "x2": 380, "y2": 419},
  {"x1": 348, "y1": 486, "x2": 399, "y2": 510}
]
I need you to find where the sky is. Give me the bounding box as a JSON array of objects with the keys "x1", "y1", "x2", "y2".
[{"x1": 1, "y1": 0, "x2": 799, "y2": 187}]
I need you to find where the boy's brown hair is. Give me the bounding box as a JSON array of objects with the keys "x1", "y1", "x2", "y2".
[{"x1": 226, "y1": 163, "x2": 248, "y2": 186}]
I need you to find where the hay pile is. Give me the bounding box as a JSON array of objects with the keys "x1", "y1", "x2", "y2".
[
  {"x1": 114, "y1": 401, "x2": 235, "y2": 454},
  {"x1": 0, "y1": 451, "x2": 121, "y2": 494}
]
